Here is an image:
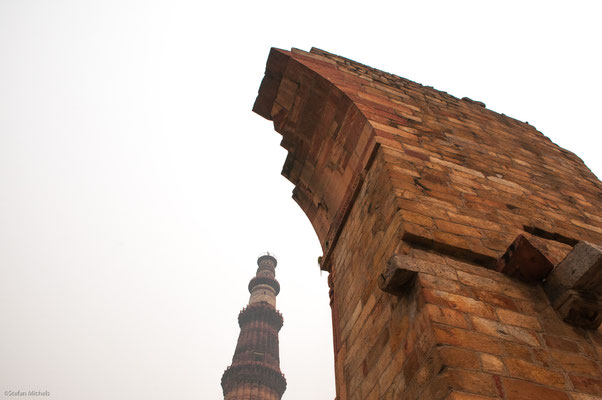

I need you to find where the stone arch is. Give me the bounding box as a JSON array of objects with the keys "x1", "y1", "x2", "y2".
[
  {"x1": 254, "y1": 47, "x2": 602, "y2": 273},
  {"x1": 253, "y1": 47, "x2": 602, "y2": 400},
  {"x1": 254, "y1": 48, "x2": 379, "y2": 272}
]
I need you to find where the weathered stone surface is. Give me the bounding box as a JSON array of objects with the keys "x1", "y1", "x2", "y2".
[
  {"x1": 496, "y1": 308, "x2": 542, "y2": 330},
  {"x1": 504, "y1": 357, "x2": 567, "y2": 388},
  {"x1": 549, "y1": 349, "x2": 601, "y2": 376},
  {"x1": 545, "y1": 241, "x2": 602, "y2": 329},
  {"x1": 438, "y1": 346, "x2": 480, "y2": 370},
  {"x1": 254, "y1": 47, "x2": 602, "y2": 400},
  {"x1": 501, "y1": 377, "x2": 570, "y2": 400},
  {"x1": 379, "y1": 255, "x2": 457, "y2": 295},
  {"x1": 570, "y1": 374, "x2": 602, "y2": 396},
  {"x1": 480, "y1": 353, "x2": 506, "y2": 374},
  {"x1": 497, "y1": 234, "x2": 554, "y2": 282},
  {"x1": 546, "y1": 242, "x2": 602, "y2": 297},
  {"x1": 554, "y1": 292, "x2": 602, "y2": 330}
]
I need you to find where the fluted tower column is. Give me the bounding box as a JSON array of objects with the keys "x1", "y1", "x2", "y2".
[{"x1": 221, "y1": 254, "x2": 287, "y2": 400}]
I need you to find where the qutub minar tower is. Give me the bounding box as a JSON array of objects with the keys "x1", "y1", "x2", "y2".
[{"x1": 221, "y1": 254, "x2": 287, "y2": 400}]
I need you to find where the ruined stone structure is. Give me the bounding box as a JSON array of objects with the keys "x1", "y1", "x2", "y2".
[
  {"x1": 221, "y1": 254, "x2": 286, "y2": 400},
  {"x1": 253, "y1": 48, "x2": 602, "y2": 399}
]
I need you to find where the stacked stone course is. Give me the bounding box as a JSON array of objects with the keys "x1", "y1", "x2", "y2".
[{"x1": 254, "y1": 47, "x2": 602, "y2": 399}]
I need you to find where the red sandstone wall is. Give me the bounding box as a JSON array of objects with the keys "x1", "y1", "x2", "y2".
[{"x1": 254, "y1": 47, "x2": 602, "y2": 400}]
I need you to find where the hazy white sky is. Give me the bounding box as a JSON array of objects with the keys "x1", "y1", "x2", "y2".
[{"x1": 1, "y1": 1, "x2": 600, "y2": 399}]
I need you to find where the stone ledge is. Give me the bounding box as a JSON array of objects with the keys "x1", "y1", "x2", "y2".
[{"x1": 379, "y1": 255, "x2": 457, "y2": 296}]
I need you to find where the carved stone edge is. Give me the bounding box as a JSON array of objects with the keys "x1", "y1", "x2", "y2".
[
  {"x1": 544, "y1": 241, "x2": 602, "y2": 330},
  {"x1": 378, "y1": 255, "x2": 457, "y2": 296}
]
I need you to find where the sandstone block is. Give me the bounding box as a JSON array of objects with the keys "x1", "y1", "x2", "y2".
[
  {"x1": 549, "y1": 350, "x2": 601, "y2": 377},
  {"x1": 446, "y1": 390, "x2": 498, "y2": 400},
  {"x1": 425, "y1": 304, "x2": 469, "y2": 329},
  {"x1": 424, "y1": 290, "x2": 496, "y2": 320},
  {"x1": 570, "y1": 374, "x2": 602, "y2": 396},
  {"x1": 438, "y1": 346, "x2": 480, "y2": 370},
  {"x1": 433, "y1": 324, "x2": 505, "y2": 355},
  {"x1": 545, "y1": 241, "x2": 602, "y2": 329},
  {"x1": 543, "y1": 334, "x2": 580, "y2": 353},
  {"x1": 497, "y1": 234, "x2": 554, "y2": 282},
  {"x1": 504, "y1": 357, "x2": 566, "y2": 388},
  {"x1": 379, "y1": 255, "x2": 457, "y2": 296},
  {"x1": 496, "y1": 308, "x2": 542, "y2": 331},
  {"x1": 469, "y1": 316, "x2": 540, "y2": 346},
  {"x1": 501, "y1": 377, "x2": 570, "y2": 400},
  {"x1": 480, "y1": 353, "x2": 506, "y2": 374},
  {"x1": 443, "y1": 368, "x2": 499, "y2": 397}
]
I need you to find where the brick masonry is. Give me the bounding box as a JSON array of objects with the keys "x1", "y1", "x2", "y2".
[{"x1": 253, "y1": 47, "x2": 602, "y2": 399}]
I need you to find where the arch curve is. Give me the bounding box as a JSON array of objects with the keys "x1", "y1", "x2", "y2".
[{"x1": 254, "y1": 48, "x2": 379, "y2": 272}]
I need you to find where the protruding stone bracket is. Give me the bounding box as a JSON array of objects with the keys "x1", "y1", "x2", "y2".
[
  {"x1": 496, "y1": 234, "x2": 554, "y2": 282},
  {"x1": 379, "y1": 255, "x2": 457, "y2": 296},
  {"x1": 544, "y1": 241, "x2": 602, "y2": 329},
  {"x1": 378, "y1": 262, "x2": 417, "y2": 296}
]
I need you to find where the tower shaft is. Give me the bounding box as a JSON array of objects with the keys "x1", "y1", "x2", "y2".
[{"x1": 221, "y1": 254, "x2": 286, "y2": 400}]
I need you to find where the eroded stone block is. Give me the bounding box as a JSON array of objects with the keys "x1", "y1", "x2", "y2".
[
  {"x1": 496, "y1": 234, "x2": 554, "y2": 282},
  {"x1": 545, "y1": 241, "x2": 602, "y2": 329},
  {"x1": 379, "y1": 255, "x2": 459, "y2": 296},
  {"x1": 378, "y1": 256, "x2": 418, "y2": 296}
]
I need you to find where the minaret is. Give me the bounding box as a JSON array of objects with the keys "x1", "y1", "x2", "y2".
[{"x1": 221, "y1": 254, "x2": 287, "y2": 400}]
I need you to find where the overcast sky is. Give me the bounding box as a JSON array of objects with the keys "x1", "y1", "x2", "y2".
[{"x1": 1, "y1": 1, "x2": 601, "y2": 399}]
